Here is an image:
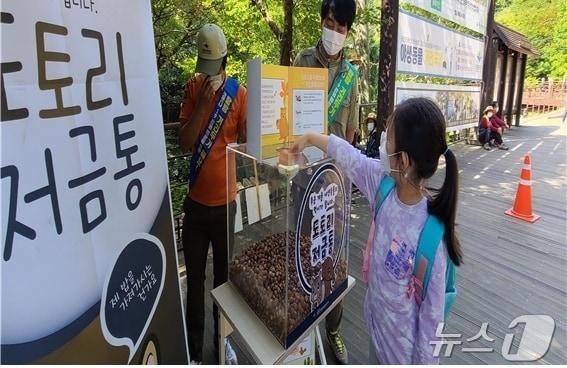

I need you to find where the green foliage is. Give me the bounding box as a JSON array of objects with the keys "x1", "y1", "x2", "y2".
[
  {"x1": 206, "y1": 0, "x2": 279, "y2": 79},
  {"x1": 294, "y1": 0, "x2": 324, "y2": 53},
  {"x1": 495, "y1": 0, "x2": 513, "y2": 13},
  {"x1": 547, "y1": 1, "x2": 567, "y2": 80},
  {"x1": 348, "y1": 0, "x2": 381, "y2": 104},
  {"x1": 165, "y1": 129, "x2": 190, "y2": 216},
  {"x1": 496, "y1": 0, "x2": 566, "y2": 81},
  {"x1": 152, "y1": 0, "x2": 209, "y2": 121}
]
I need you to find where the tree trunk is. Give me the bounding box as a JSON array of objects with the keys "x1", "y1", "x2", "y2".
[
  {"x1": 376, "y1": 0, "x2": 399, "y2": 135},
  {"x1": 354, "y1": 0, "x2": 370, "y2": 105},
  {"x1": 280, "y1": 0, "x2": 293, "y2": 65}
]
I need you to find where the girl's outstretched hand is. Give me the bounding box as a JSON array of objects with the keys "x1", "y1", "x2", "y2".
[
  {"x1": 291, "y1": 132, "x2": 329, "y2": 154},
  {"x1": 291, "y1": 133, "x2": 310, "y2": 154}
]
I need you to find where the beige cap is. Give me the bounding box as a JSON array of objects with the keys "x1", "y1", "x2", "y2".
[
  {"x1": 483, "y1": 105, "x2": 494, "y2": 114},
  {"x1": 366, "y1": 112, "x2": 377, "y2": 122},
  {"x1": 195, "y1": 24, "x2": 227, "y2": 76}
]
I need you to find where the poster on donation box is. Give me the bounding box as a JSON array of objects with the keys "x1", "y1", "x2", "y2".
[
  {"x1": 1, "y1": 1, "x2": 188, "y2": 364},
  {"x1": 247, "y1": 57, "x2": 328, "y2": 160}
]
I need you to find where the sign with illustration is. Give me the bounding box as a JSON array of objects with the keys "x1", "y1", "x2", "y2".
[
  {"x1": 293, "y1": 162, "x2": 350, "y2": 315},
  {"x1": 396, "y1": 82, "x2": 481, "y2": 131},
  {"x1": 247, "y1": 58, "x2": 328, "y2": 160},
  {"x1": 1, "y1": 0, "x2": 188, "y2": 364},
  {"x1": 397, "y1": 10, "x2": 484, "y2": 81},
  {"x1": 402, "y1": 0, "x2": 489, "y2": 35}
]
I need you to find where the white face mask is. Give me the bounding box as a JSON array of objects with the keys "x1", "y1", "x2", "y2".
[
  {"x1": 367, "y1": 123, "x2": 375, "y2": 131},
  {"x1": 322, "y1": 26, "x2": 346, "y2": 57},
  {"x1": 487, "y1": 112, "x2": 493, "y2": 118},
  {"x1": 379, "y1": 130, "x2": 401, "y2": 175},
  {"x1": 209, "y1": 73, "x2": 224, "y2": 92}
]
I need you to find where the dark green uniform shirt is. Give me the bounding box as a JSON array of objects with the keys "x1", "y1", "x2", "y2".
[{"x1": 293, "y1": 41, "x2": 359, "y2": 140}]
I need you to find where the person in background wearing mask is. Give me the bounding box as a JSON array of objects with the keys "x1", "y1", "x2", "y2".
[
  {"x1": 178, "y1": 23, "x2": 246, "y2": 364},
  {"x1": 479, "y1": 106, "x2": 508, "y2": 151},
  {"x1": 365, "y1": 112, "x2": 380, "y2": 158},
  {"x1": 294, "y1": 0, "x2": 359, "y2": 145},
  {"x1": 293, "y1": 0, "x2": 358, "y2": 363}
]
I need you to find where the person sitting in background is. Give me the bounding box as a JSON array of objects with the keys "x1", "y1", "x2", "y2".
[
  {"x1": 479, "y1": 106, "x2": 508, "y2": 151},
  {"x1": 364, "y1": 112, "x2": 380, "y2": 158},
  {"x1": 491, "y1": 101, "x2": 510, "y2": 131}
]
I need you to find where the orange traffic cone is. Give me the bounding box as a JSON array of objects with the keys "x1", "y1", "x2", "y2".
[{"x1": 505, "y1": 154, "x2": 540, "y2": 223}]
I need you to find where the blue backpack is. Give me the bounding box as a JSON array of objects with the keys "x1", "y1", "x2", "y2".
[{"x1": 375, "y1": 175, "x2": 457, "y2": 318}]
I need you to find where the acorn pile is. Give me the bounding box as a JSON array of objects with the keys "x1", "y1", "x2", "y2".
[{"x1": 230, "y1": 232, "x2": 347, "y2": 344}]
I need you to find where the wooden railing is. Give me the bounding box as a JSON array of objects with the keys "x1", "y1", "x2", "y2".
[{"x1": 522, "y1": 81, "x2": 566, "y2": 112}]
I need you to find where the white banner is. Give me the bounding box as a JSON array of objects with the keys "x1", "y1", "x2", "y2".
[
  {"x1": 397, "y1": 11, "x2": 484, "y2": 80},
  {"x1": 1, "y1": 1, "x2": 187, "y2": 363},
  {"x1": 396, "y1": 82, "x2": 481, "y2": 131},
  {"x1": 402, "y1": 0, "x2": 489, "y2": 35}
]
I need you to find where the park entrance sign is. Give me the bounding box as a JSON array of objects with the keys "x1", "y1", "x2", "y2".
[
  {"x1": 394, "y1": 8, "x2": 487, "y2": 132},
  {"x1": 397, "y1": 11, "x2": 484, "y2": 81},
  {"x1": 1, "y1": 0, "x2": 188, "y2": 364},
  {"x1": 402, "y1": 0, "x2": 490, "y2": 35}
]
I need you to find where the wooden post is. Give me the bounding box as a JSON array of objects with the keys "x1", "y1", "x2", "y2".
[
  {"x1": 497, "y1": 48, "x2": 509, "y2": 117},
  {"x1": 376, "y1": 0, "x2": 399, "y2": 135},
  {"x1": 505, "y1": 51, "x2": 518, "y2": 124},
  {"x1": 481, "y1": 0, "x2": 496, "y2": 108},
  {"x1": 485, "y1": 36, "x2": 498, "y2": 108}
]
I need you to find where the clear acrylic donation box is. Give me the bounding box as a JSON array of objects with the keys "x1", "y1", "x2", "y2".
[{"x1": 226, "y1": 144, "x2": 351, "y2": 348}]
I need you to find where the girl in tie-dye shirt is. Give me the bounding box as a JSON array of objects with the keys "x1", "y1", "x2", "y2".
[{"x1": 292, "y1": 98, "x2": 463, "y2": 364}]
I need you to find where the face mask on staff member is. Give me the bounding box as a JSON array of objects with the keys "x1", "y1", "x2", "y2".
[
  {"x1": 208, "y1": 73, "x2": 225, "y2": 92},
  {"x1": 321, "y1": 8, "x2": 350, "y2": 57},
  {"x1": 322, "y1": 26, "x2": 346, "y2": 56}
]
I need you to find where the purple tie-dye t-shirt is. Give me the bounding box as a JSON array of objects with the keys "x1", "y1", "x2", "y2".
[{"x1": 328, "y1": 135, "x2": 447, "y2": 364}]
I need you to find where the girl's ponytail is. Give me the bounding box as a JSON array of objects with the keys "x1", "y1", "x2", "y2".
[
  {"x1": 391, "y1": 97, "x2": 463, "y2": 266},
  {"x1": 428, "y1": 148, "x2": 463, "y2": 266}
]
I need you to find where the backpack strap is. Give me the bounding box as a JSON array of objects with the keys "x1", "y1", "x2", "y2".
[
  {"x1": 413, "y1": 214, "x2": 459, "y2": 318},
  {"x1": 362, "y1": 175, "x2": 396, "y2": 283},
  {"x1": 413, "y1": 215, "x2": 445, "y2": 301},
  {"x1": 444, "y1": 257, "x2": 457, "y2": 318},
  {"x1": 374, "y1": 175, "x2": 396, "y2": 218}
]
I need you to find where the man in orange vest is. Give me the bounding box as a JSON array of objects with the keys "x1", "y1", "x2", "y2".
[{"x1": 178, "y1": 23, "x2": 246, "y2": 364}]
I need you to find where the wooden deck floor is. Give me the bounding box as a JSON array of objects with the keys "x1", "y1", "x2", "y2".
[{"x1": 179, "y1": 113, "x2": 567, "y2": 364}]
